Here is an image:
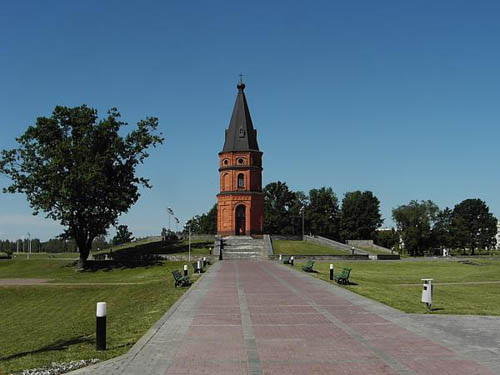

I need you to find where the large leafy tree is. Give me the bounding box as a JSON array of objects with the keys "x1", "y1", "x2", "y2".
[
  {"x1": 263, "y1": 181, "x2": 297, "y2": 234},
  {"x1": 375, "y1": 229, "x2": 399, "y2": 250},
  {"x1": 340, "y1": 191, "x2": 383, "y2": 241},
  {"x1": 392, "y1": 200, "x2": 438, "y2": 256},
  {"x1": 199, "y1": 204, "x2": 218, "y2": 234},
  {"x1": 451, "y1": 199, "x2": 497, "y2": 254},
  {"x1": 432, "y1": 207, "x2": 453, "y2": 249},
  {"x1": 112, "y1": 224, "x2": 134, "y2": 246},
  {"x1": 0, "y1": 105, "x2": 163, "y2": 267},
  {"x1": 307, "y1": 187, "x2": 340, "y2": 239},
  {"x1": 185, "y1": 204, "x2": 218, "y2": 234}
]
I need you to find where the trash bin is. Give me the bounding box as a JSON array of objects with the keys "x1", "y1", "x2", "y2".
[{"x1": 421, "y1": 278, "x2": 433, "y2": 311}]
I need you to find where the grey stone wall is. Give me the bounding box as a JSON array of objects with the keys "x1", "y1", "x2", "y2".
[
  {"x1": 305, "y1": 235, "x2": 368, "y2": 255},
  {"x1": 270, "y1": 235, "x2": 302, "y2": 241},
  {"x1": 347, "y1": 239, "x2": 396, "y2": 254},
  {"x1": 269, "y1": 254, "x2": 369, "y2": 261},
  {"x1": 348, "y1": 240, "x2": 374, "y2": 247},
  {"x1": 264, "y1": 234, "x2": 273, "y2": 255}
]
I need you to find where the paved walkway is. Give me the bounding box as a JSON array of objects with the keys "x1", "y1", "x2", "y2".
[{"x1": 72, "y1": 261, "x2": 500, "y2": 375}]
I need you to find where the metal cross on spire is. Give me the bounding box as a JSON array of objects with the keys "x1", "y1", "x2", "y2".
[{"x1": 238, "y1": 73, "x2": 244, "y2": 84}]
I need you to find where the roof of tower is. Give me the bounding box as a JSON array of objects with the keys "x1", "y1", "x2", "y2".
[{"x1": 221, "y1": 82, "x2": 260, "y2": 153}]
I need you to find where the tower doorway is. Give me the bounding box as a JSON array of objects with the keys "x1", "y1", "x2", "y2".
[{"x1": 235, "y1": 205, "x2": 246, "y2": 235}]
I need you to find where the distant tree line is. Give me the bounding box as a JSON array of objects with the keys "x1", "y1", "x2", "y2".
[
  {"x1": 262, "y1": 181, "x2": 383, "y2": 242},
  {"x1": 393, "y1": 198, "x2": 497, "y2": 256},
  {"x1": 0, "y1": 224, "x2": 137, "y2": 254},
  {"x1": 189, "y1": 181, "x2": 498, "y2": 257},
  {"x1": 187, "y1": 181, "x2": 383, "y2": 242},
  {"x1": 0, "y1": 235, "x2": 108, "y2": 254}
]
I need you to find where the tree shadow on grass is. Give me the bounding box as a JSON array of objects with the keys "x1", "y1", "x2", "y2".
[
  {"x1": 0, "y1": 336, "x2": 93, "y2": 361},
  {"x1": 430, "y1": 307, "x2": 445, "y2": 312},
  {"x1": 63, "y1": 259, "x2": 164, "y2": 272}
]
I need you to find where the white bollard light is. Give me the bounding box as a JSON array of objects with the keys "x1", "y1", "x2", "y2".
[
  {"x1": 279, "y1": 254, "x2": 282, "y2": 261},
  {"x1": 96, "y1": 302, "x2": 107, "y2": 350},
  {"x1": 183, "y1": 264, "x2": 188, "y2": 276},
  {"x1": 197, "y1": 260, "x2": 201, "y2": 273}
]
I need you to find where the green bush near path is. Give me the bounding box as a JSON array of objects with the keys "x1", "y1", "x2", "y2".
[
  {"x1": 0, "y1": 258, "x2": 202, "y2": 374},
  {"x1": 294, "y1": 259, "x2": 500, "y2": 315},
  {"x1": 273, "y1": 240, "x2": 347, "y2": 255}
]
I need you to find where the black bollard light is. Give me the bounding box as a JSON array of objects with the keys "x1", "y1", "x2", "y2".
[
  {"x1": 96, "y1": 302, "x2": 107, "y2": 351},
  {"x1": 183, "y1": 264, "x2": 188, "y2": 277},
  {"x1": 330, "y1": 264, "x2": 334, "y2": 281},
  {"x1": 219, "y1": 248, "x2": 223, "y2": 260},
  {"x1": 203, "y1": 257, "x2": 207, "y2": 267},
  {"x1": 290, "y1": 256, "x2": 294, "y2": 266}
]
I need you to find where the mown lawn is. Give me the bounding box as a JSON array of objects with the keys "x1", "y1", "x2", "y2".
[
  {"x1": 11, "y1": 252, "x2": 80, "y2": 260},
  {"x1": 294, "y1": 259, "x2": 500, "y2": 315},
  {"x1": 93, "y1": 238, "x2": 213, "y2": 258},
  {"x1": 273, "y1": 240, "x2": 347, "y2": 255},
  {"x1": 0, "y1": 258, "x2": 201, "y2": 373}
]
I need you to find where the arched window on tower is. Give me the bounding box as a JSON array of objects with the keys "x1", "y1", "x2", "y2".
[{"x1": 237, "y1": 173, "x2": 244, "y2": 189}]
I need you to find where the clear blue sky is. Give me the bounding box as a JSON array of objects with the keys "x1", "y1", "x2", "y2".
[{"x1": 1, "y1": 1, "x2": 499, "y2": 241}]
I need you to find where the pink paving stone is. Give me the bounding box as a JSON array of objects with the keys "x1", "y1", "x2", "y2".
[
  {"x1": 349, "y1": 323, "x2": 412, "y2": 339},
  {"x1": 174, "y1": 339, "x2": 247, "y2": 361},
  {"x1": 257, "y1": 338, "x2": 379, "y2": 361},
  {"x1": 197, "y1": 306, "x2": 241, "y2": 314},
  {"x1": 199, "y1": 297, "x2": 240, "y2": 307},
  {"x1": 247, "y1": 305, "x2": 317, "y2": 314},
  {"x1": 250, "y1": 313, "x2": 331, "y2": 325},
  {"x1": 185, "y1": 325, "x2": 244, "y2": 340},
  {"x1": 167, "y1": 361, "x2": 249, "y2": 375},
  {"x1": 253, "y1": 324, "x2": 352, "y2": 340},
  {"x1": 245, "y1": 296, "x2": 307, "y2": 306},
  {"x1": 155, "y1": 262, "x2": 497, "y2": 375},
  {"x1": 260, "y1": 360, "x2": 399, "y2": 375},
  {"x1": 192, "y1": 313, "x2": 242, "y2": 325}
]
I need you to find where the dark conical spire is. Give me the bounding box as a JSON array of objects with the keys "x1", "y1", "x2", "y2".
[{"x1": 222, "y1": 82, "x2": 260, "y2": 152}]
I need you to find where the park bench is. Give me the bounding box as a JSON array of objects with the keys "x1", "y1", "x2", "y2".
[
  {"x1": 334, "y1": 267, "x2": 352, "y2": 285},
  {"x1": 172, "y1": 270, "x2": 191, "y2": 287},
  {"x1": 192, "y1": 262, "x2": 205, "y2": 274},
  {"x1": 283, "y1": 256, "x2": 291, "y2": 264},
  {"x1": 302, "y1": 260, "x2": 315, "y2": 272}
]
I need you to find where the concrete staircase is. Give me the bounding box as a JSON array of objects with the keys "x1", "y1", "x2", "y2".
[{"x1": 222, "y1": 236, "x2": 266, "y2": 260}]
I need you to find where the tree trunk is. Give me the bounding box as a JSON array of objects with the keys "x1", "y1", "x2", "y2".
[{"x1": 76, "y1": 239, "x2": 91, "y2": 269}]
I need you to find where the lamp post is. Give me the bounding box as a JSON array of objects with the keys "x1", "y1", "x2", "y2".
[
  {"x1": 27, "y1": 232, "x2": 31, "y2": 260},
  {"x1": 167, "y1": 207, "x2": 174, "y2": 233},
  {"x1": 185, "y1": 221, "x2": 191, "y2": 262},
  {"x1": 300, "y1": 207, "x2": 305, "y2": 241}
]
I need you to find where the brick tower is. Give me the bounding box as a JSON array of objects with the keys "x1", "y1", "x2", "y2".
[{"x1": 217, "y1": 82, "x2": 264, "y2": 236}]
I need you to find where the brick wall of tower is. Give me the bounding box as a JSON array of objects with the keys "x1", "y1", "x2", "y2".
[{"x1": 217, "y1": 151, "x2": 264, "y2": 236}]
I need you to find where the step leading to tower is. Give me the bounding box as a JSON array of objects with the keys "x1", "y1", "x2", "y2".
[{"x1": 221, "y1": 236, "x2": 266, "y2": 260}]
